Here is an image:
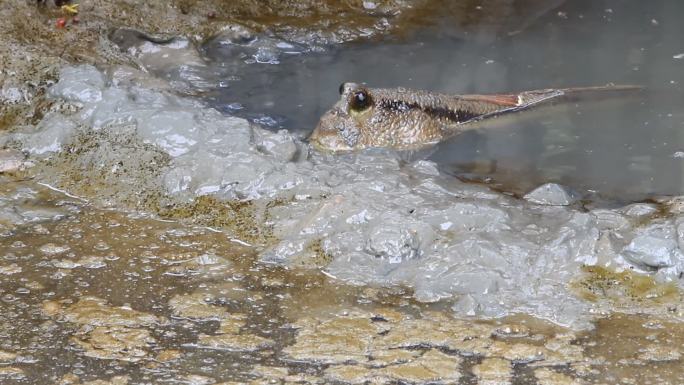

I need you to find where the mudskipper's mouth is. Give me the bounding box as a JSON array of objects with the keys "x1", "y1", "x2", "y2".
[
  {"x1": 310, "y1": 107, "x2": 357, "y2": 152},
  {"x1": 307, "y1": 127, "x2": 353, "y2": 153}
]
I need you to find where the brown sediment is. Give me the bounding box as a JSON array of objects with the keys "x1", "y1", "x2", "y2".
[
  {"x1": 283, "y1": 238, "x2": 335, "y2": 268},
  {"x1": 157, "y1": 195, "x2": 263, "y2": 244},
  {"x1": 573, "y1": 265, "x2": 680, "y2": 305},
  {"x1": 579, "y1": 313, "x2": 684, "y2": 384},
  {"x1": 2, "y1": 179, "x2": 684, "y2": 383},
  {"x1": 34, "y1": 126, "x2": 171, "y2": 206},
  {"x1": 0, "y1": 106, "x2": 21, "y2": 132},
  {"x1": 25, "y1": 118, "x2": 266, "y2": 244}
]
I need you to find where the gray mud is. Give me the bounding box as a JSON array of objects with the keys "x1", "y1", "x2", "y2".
[{"x1": 4, "y1": 64, "x2": 684, "y2": 330}]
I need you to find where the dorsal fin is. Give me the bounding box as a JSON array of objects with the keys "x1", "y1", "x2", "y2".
[
  {"x1": 454, "y1": 85, "x2": 641, "y2": 126},
  {"x1": 459, "y1": 94, "x2": 520, "y2": 107}
]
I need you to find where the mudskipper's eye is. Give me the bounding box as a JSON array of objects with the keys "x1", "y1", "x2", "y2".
[{"x1": 350, "y1": 90, "x2": 371, "y2": 111}]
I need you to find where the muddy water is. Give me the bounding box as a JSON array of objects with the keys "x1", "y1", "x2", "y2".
[
  {"x1": 199, "y1": 0, "x2": 684, "y2": 202},
  {"x1": 0, "y1": 178, "x2": 683, "y2": 384}
]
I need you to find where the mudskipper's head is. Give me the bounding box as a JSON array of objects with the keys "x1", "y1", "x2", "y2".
[{"x1": 309, "y1": 82, "x2": 376, "y2": 152}]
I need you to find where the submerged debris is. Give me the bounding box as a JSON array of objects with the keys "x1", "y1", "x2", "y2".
[{"x1": 524, "y1": 182, "x2": 579, "y2": 206}]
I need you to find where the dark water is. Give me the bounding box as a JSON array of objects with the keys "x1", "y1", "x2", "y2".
[{"x1": 201, "y1": 0, "x2": 684, "y2": 202}]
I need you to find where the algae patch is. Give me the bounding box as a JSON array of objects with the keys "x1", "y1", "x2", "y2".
[
  {"x1": 36, "y1": 126, "x2": 171, "y2": 209},
  {"x1": 284, "y1": 238, "x2": 335, "y2": 268},
  {"x1": 44, "y1": 297, "x2": 163, "y2": 363},
  {"x1": 72, "y1": 326, "x2": 155, "y2": 362},
  {"x1": 30, "y1": 121, "x2": 262, "y2": 242},
  {"x1": 285, "y1": 309, "x2": 588, "y2": 384},
  {"x1": 158, "y1": 195, "x2": 263, "y2": 244},
  {"x1": 0, "y1": 105, "x2": 21, "y2": 132},
  {"x1": 573, "y1": 265, "x2": 680, "y2": 305}
]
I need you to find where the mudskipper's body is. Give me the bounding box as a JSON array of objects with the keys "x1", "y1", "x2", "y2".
[{"x1": 310, "y1": 83, "x2": 641, "y2": 152}]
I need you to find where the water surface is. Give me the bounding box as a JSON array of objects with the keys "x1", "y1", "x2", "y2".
[{"x1": 200, "y1": 0, "x2": 684, "y2": 202}]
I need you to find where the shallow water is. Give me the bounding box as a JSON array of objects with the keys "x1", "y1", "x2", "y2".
[{"x1": 198, "y1": 0, "x2": 684, "y2": 202}]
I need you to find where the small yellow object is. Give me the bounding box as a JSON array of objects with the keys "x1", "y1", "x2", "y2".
[{"x1": 61, "y1": 3, "x2": 79, "y2": 15}]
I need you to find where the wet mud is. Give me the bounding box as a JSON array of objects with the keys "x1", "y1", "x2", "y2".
[
  {"x1": 2, "y1": 0, "x2": 684, "y2": 383},
  {"x1": 1, "y1": 178, "x2": 684, "y2": 383}
]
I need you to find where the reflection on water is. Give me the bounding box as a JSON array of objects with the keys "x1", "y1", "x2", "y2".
[{"x1": 201, "y1": 0, "x2": 684, "y2": 202}]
